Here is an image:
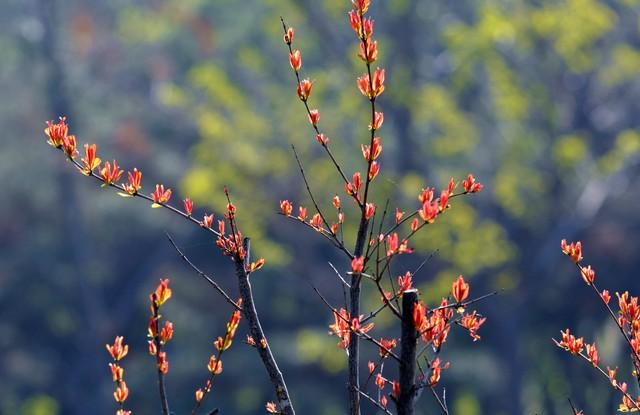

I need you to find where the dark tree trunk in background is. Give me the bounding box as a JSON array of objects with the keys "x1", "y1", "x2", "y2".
[
  {"x1": 397, "y1": 291, "x2": 418, "y2": 415},
  {"x1": 38, "y1": 1, "x2": 106, "y2": 413}
]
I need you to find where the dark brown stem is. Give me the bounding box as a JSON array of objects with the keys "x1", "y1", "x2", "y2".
[
  {"x1": 429, "y1": 387, "x2": 449, "y2": 415},
  {"x1": 355, "y1": 386, "x2": 393, "y2": 415},
  {"x1": 151, "y1": 303, "x2": 170, "y2": 415},
  {"x1": 235, "y1": 238, "x2": 295, "y2": 415},
  {"x1": 166, "y1": 233, "x2": 242, "y2": 311},
  {"x1": 349, "y1": 215, "x2": 369, "y2": 415},
  {"x1": 280, "y1": 17, "x2": 352, "y2": 190},
  {"x1": 397, "y1": 291, "x2": 418, "y2": 415},
  {"x1": 553, "y1": 340, "x2": 640, "y2": 411},
  {"x1": 311, "y1": 284, "x2": 400, "y2": 362},
  {"x1": 191, "y1": 340, "x2": 226, "y2": 415},
  {"x1": 291, "y1": 145, "x2": 353, "y2": 259},
  {"x1": 567, "y1": 398, "x2": 581, "y2": 415}
]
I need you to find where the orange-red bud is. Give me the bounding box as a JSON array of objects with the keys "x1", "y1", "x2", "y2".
[
  {"x1": 151, "y1": 184, "x2": 172, "y2": 206},
  {"x1": 369, "y1": 111, "x2": 384, "y2": 130},
  {"x1": 153, "y1": 279, "x2": 172, "y2": 307},
  {"x1": 289, "y1": 50, "x2": 302, "y2": 71},
  {"x1": 351, "y1": 256, "x2": 365, "y2": 273},
  {"x1": 581, "y1": 265, "x2": 595, "y2": 285},
  {"x1": 106, "y1": 336, "x2": 129, "y2": 361},
  {"x1": 452, "y1": 275, "x2": 470, "y2": 304},
  {"x1": 462, "y1": 173, "x2": 483, "y2": 193},
  {"x1": 113, "y1": 381, "x2": 129, "y2": 403},
  {"x1": 81, "y1": 144, "x2": 101, "y2": 174},
  {"x1": 207, "y1": 355, "x2": 223, "y2": 374},
  {"x1": 123, "y1": 168, "x2": 142, "y2": 195},
  {"x1": 280, "y1": 200, "x2": 293, "y2": 216},
  {"x1": 297, "y1": 79, "x2": 313, "y2": 101},
  {"x1": 202, "y1": 213, "x2": 214, "y2": 229},
  {"x1": 45, "y1": 117, "x2": 69, "y2": 148},
  {"x1": 368, "y1": 161, "x2": 379, "y2": 181},
  {"x1": 308, "y1": 109, "x2": 320, "y2": 126},
  {"x1": 561, "y1": 239, "x2": 583, "y2": 263},
  {"x1": 109, "y1": 363, "x2": 124, "y2": 382},
  {"x1": 283, "y1": 27, "x2": 294, "y2": 44},
  {"x1": 316, "y1": 133, "x2": 330, "y2": 146},
  {"x1": 183, "y1": 198, "x2": 193, "y2": 216},
  {"x1": 100, "y1": 160, "x2": 124, "y2": 185},
  {"x1": 365, "y1": 203, "x2": 375, "y2": 220}
]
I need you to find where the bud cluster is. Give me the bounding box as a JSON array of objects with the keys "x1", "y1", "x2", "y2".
[{"x1": 106, "y1": 336, "x2": 132, "y2": 414}]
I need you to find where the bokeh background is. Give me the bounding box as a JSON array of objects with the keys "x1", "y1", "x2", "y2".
[{"x1": 2, "y1": 0, "x2": 640, "y2": 413}]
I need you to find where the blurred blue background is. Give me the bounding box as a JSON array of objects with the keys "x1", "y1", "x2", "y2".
[{"x1": 2, "y1": 0, "x2": 640, "y2": 413}]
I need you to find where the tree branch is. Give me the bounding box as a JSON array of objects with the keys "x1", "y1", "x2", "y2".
[
  {"x1": 397, "y1": 290, "x2": 418, "y2": 415},
  {"x1": 234, "y1": 238, "x2": 295, "y2": 415},
  {"x1": 165, "y1": 233, "x2": 242, "y2": 310}
]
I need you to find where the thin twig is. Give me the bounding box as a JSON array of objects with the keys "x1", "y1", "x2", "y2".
[
  {"x1": 235, "y1": 238, "x2": 296, "y2": 415},
  {"x1": 165, "y1": 233, "x2": 241, "y2": 311},
  {"x1": 151, "y1": 301, "x2": 170, "y2": 415},
  {"x1": 280, "y1": 17, "x2": 351, "y2": 189},
  {"x1": 291, "y1": 145, "x2": 353, "y2": 260},
  {"x1": 429, "y1": 387, "x2": 448, "y2": 415},
  {"x1": 355, "y1": 386, "x2": 393, "y2": 415},
  {"x1": 310, "y1": 283, "x2": 401, "y2": 362},
  {"x1": 554, "y1": 340, "x2": 640, "y2": 411},
  {"x1": 567, "y1": 398, "x2": 581, "y2": 415},
  {"x1": 328, "y1": 261, "x2": 350, "y2": 312}
]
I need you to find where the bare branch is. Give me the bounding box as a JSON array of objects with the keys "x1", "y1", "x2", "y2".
[{"x1": 165, "y1": 233, "x2": 241, "y2": 311}]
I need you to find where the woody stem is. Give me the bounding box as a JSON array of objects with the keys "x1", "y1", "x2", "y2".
[{"x1": 235, "y1": 238, "x2": 295, "y2": 415}]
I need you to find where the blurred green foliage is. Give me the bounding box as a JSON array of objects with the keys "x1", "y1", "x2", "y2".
[{"x1": 3, "y1": 0, "x2": 640, "y2": 413}]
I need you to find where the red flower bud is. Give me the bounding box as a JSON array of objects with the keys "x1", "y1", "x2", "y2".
[
  {"x1": 106, "y1": 336, "x2": 129, "y2": 361},
  {"x1": 298, "y1": 206, "x2": 307, "y2": 221},
  {"x1": 289, "y1": 50, "x2": 302, "y2": 71},
  {"x1": 151, "y1": 184, "x2": 172, "y2": 206},
  {"x1": 113, "y1": 381, "x2": 129, "y2": 403},
  {"x1": 369, "y1": 111, "x2": 384, "y2": 130},
  {"x1": 365, "y1": 203, "x2": 375, "y2": 220},
  {"x1": 452, "y1": 275, "x2": 470, "y2": 304},
  {"x1": 581, "y1": 265, "x2": 595, "y2": 285},
  {"x1": 44, "y1": 117, "x2": 69, "y2": 148},
  {"x1": 561, "y1": 239, "x2": 583, "y2": 263},
  {"x1": 283, "y1": 27, "x2": 294, "y2": 44},
  {"x1": 462, "y1": 173, "x2": 483, "y2": 193},
  {"x1": 297, "y1": 79, "x2": 313, "y2": 101},
  {"x1": 183, "y1": 198, "x2": 193, "y2": 216},
  {"x1": 368, "y1": 161, "x2": 379, "y2": 181},
  {"x1": 202, "y1": 213, "x2": 214, "y2": 229},
  {"x1": 100, "y1": 160, "x2": 124, "y2": 185},
  {"x1": 123, "y1": 168, "x2": 142, "y2": 195},
  {"x1": 81, "y1": 143, "x2": 101, "y2": 175},
  {"x1": 332, "y1": 195, "x2": 341, "y2": 209},
  {"x1": 316, "y1": 133, "x2": 329, "y2": 146},
  {"x1": 351, "y1": 256, "x2": 365, "y2": 273},
  {"x1": 358, "y1": 40, "x2": 378, "y2": 63},
  {"x1": 280, "y1": 200, "x2": 293, "y2": 216},
  {"x1": 308, "y1": 109, "x2": 320, "y2": 126}
]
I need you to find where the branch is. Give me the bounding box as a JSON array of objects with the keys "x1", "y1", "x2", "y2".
[
  {"x1": 397, "y1": 291, "x2": 418, "y2": 415},
  {"x1": 429, "y1": 387, "x2": 449, "y2": 415},
  {"x1": 165, "y1": 233, "x2": 241, "y2": 311},
  {"x1": 355, "y1": 386, "x2": 393, "y2": 415},
  {"x1": 53, "y1": 146, "x2": 222, "y2": 239},
  {"x1": 235, "y1": 238, "x2": 295, "y2": 415},
  {"x1": 553, "y1": 339, "x2": 640, "y2": 412},
  {"x1": 280, "y1": 17, "x2": 352, "y2": 189},
  {"x1": 310, "y1": 284, "x2": 401, "y2": 363},
  {"x1": 151, "y1": 302, "x2": 170, "y2": 415},
  {"x1": 567, "y1": 398, "x2": 581, "y2": 415}
]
